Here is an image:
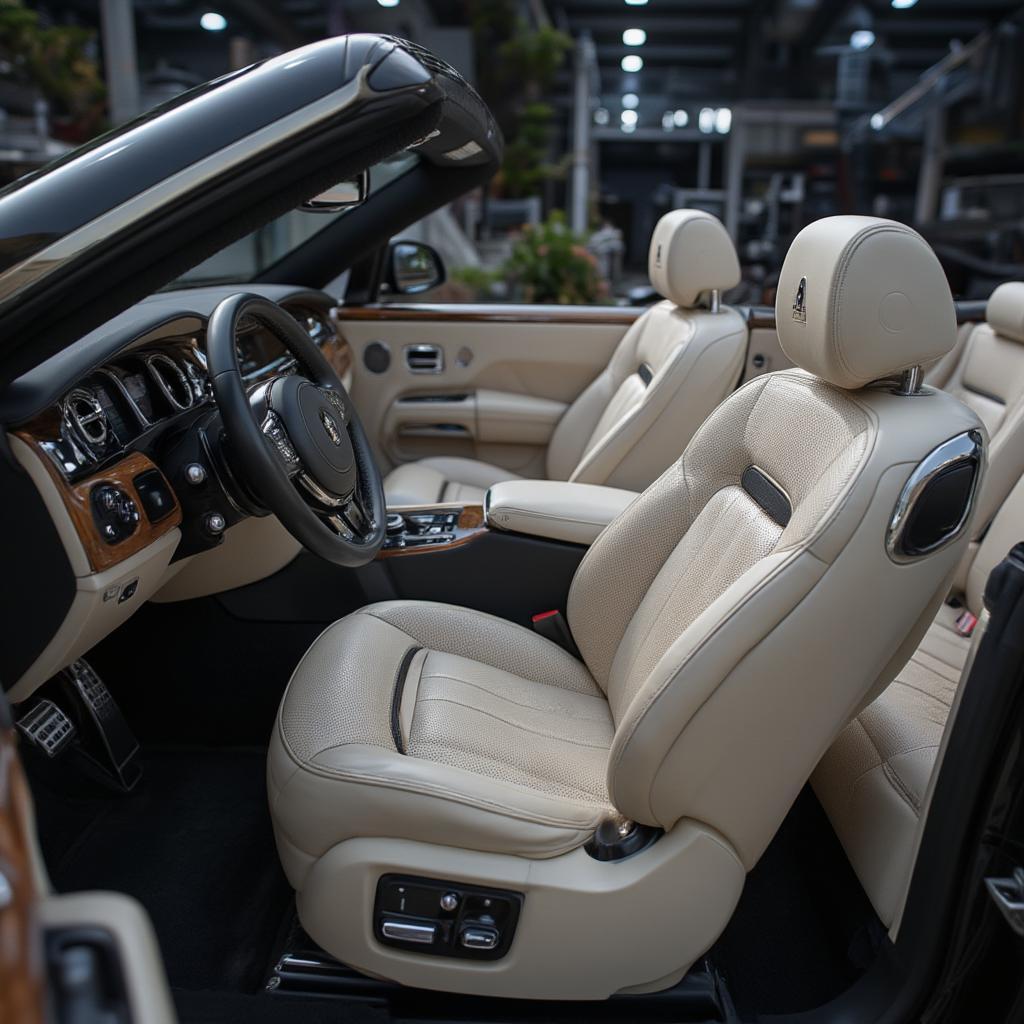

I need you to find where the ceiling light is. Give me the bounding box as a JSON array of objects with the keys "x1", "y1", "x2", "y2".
[
  {"x1": 594, "y1": 107, "x2": 610, "y2": 125},
  {"x1": 891, "y1": 0, "x2": 918, "y2": 8},
  {"x1": 870, "y1": 112, "x2": 885, "y2": 130},
  {"x1": 377, "y1": 0, "x2": 400, "y2": 6},
  {"x1": 850, "y1": 29, "x2": 875, "y2": 50},
  {"x1": 698, "y1": 107, "x2": 715, "y2": 134},
  {"x1": 621, "y1": 122, "x2": 637, "y2": 133},
  {"x1": 662, "y1": 112, "x2": 675, "y2": 131},
  {"x1": 622, "y1": 92, "x2": 639, "y2": 109},
  {"x1": 624, "y1": 0, "x2": 649, "y2": 6},
  {"x1": 673, "y1": 109, "x2": 689, "y2": 127},
  {"x1": 620, "y1": 109, "x2": 638, "y2": 126},
  {"x1": 621, "y1": 55, "x2": 644, "y2": 73},
  {"x1": 623, "y1": 28, "x2": 647, "y2": 46},
  {"x1": 715, "y1": 107, "x2": 732, "y2": 134},
  {"x1": 200, "y1": 11, "x2": 227, "y2": 31}
]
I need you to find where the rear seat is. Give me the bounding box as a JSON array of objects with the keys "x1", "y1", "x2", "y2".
[
  {"x1": 931, "y1": 281, "x2": 1024, "y2": 533},
  {"x1": 813, "y1": 281, "x2": 1024, "y2": 929}
]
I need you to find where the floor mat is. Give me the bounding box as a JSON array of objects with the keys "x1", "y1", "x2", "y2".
[
  {"x1": 36, "y1": 747, "x2": 292, "y2": 994},
  {"x1": 709, "y1": 787, "x2": 883, "y2": 1016}
]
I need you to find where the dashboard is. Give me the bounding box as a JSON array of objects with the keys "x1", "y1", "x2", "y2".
[{"x1": 3, "y1": 284, "x2": 351, "y2": 699}]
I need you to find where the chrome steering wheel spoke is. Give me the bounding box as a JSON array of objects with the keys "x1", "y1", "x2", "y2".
[{"x1": 260, "y1": 410, "x2": 303, "y2": 479}]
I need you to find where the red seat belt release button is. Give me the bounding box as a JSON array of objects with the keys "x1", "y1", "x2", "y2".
[
  {"x1": 531, "y1": 610, "x2": 581, "y2": 659},
  {"x1": 955, "y1": 610, "x2": 978, "y2": 637}
]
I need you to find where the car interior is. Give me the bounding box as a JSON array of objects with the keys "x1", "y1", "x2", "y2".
[{"x1": 2, "y1": 33, "x2": 1024, "y2": 1024}]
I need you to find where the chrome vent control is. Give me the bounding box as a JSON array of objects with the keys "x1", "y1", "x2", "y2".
[
  {"x1": 63, "y1": 388, "x2": 108, "y2": 451},
  {"x1": 148, "y1": 353, "x2": 195, "y2": 410}
]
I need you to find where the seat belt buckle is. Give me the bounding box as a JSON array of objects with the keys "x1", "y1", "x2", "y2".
[
  {"x1": 531, "y1": 610, "x2": 581, "y2": 659},
  {"x1": 955, "y1": 610, "x2": 978, "y2": 637}
]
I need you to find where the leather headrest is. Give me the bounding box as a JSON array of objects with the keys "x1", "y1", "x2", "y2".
[
  {"x1": 648, "y1": 209, "x2": 740, "y2": 309},
  {"x1": 986, "y1": 281, "x2": 1024, "y2": 343},
  {"x1": 776, "y1": 216, "x2": 956, "y2": 390}
]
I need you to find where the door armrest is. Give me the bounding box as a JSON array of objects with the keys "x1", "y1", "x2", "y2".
[{"x1": 486, "y1": 480, "x2": 637, "y2": 546}]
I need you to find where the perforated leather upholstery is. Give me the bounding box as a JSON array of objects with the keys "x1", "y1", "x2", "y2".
[
  {"x1": 814, "y1": 465, "x2": 1024, "y2": 928},
  {"x1": 270, "y1": 216, "x2": 984, "y2": 998},
  {"x1": 383, "y1": 210, "x2": 746, "y2": 506}
]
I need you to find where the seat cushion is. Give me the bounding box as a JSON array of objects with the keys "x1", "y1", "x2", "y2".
[
  {"x1": 269, "y1": 600, "x2": 614, "y2": 888},
  {"x1": 812, "y1": 604, "x2": 970, "y2": 926},
  {"x1": 384, "y1": 457, "x2": 521, "y2": 506}
]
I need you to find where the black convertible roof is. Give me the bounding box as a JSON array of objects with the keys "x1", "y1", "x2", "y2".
[{"x1": 0, "y1": 34, "x2": 500, "y2": 387}]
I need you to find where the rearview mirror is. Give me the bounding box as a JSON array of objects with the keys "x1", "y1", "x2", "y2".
[
  {"x1": 301, "y1": 170, "x2": 368, "y2": 212},
  {"x1": 387, "y1": 240, "x2": 446, "y2": 295}
]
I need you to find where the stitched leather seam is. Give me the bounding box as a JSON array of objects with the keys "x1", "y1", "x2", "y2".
[
  {"x1": 419, "y1": 671, "x2": 610, "y2": 718},
  {"x1": 408, "y1": 739, "x2": 608, "y2": 805},
  {"x1": 299, "y1": 749, "x2": 609, "y2": 825},
  {"x1": 413, "y1": 696, "x2": 612, "y2": 750},
  {"x1": 881, "y1": 761, "x2": 924, "y2": 812}
]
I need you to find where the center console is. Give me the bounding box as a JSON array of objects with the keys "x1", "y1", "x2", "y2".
[{"x1": 380, "y1": 505, "x2": 486, "y2": 556}]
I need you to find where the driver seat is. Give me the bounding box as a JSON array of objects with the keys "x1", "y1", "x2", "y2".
[{"x1": 268, "y1": 216, "x2": 985, "y2": 1000}]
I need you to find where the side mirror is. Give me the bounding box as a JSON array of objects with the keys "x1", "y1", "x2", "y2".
[
  {"x1": 387, "y1": 240, "x2": 446, "y2": 295},
  {"x1": 301, "y1": 169, "x2": 368, "y2": 212}
]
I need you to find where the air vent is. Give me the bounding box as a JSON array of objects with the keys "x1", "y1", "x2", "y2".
[
  {"x1": 63, "y1": 388, "x2": 108, "y2": 451},
  {"x1": 148, "y1": 353, "x2": 195, "y2": 411},
  {"x1": 404, "y1": 344, "x2": 444, "y2": 374}
]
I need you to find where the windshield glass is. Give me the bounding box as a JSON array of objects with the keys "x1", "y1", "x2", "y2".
[{"x1": 170, "y1": 151, "x2": 418, "y2": 287}]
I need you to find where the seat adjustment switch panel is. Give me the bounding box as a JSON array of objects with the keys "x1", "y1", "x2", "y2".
[{"x1": 374, "y1": 874, "x2": 522, "y2": 961}]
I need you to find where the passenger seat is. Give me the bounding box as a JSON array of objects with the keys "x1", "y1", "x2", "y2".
[
  {"x1": 384, "y1": 210, "x2": 747, "y2": 505},
  {"x1": 812, "y1": 468, "x2": 1024, "y2": 928}
]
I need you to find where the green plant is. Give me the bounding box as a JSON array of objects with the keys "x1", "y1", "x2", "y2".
[
  {"x1": 503, "y1": 211, "x2": 608, "y2": 305},
  {"x1": 0, "y1": 0, "x2": 105, "y2": 138},
  {"x1": 464, "y1": 1, "x2": 572, "y2": 200}
]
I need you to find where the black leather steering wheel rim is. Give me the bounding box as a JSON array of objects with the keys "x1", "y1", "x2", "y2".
[{"x1": 206, "y1": 293, "x2": 386, "y2": 567}]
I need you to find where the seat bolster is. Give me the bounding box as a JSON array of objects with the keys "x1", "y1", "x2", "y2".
[
  {"x1": 384, "y1": 456, "x2": 520, "y2": 507},
  {"x1": 268, "y1": 733, "x2": 604, "y2": 890}
]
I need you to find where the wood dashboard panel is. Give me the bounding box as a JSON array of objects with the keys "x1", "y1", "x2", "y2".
[
  {"x1": 337, "y1": 304, "x2": 643, "y2": 326},
  {"x1": 14, "y1": 430, "x2": 182, "y2": 574}
]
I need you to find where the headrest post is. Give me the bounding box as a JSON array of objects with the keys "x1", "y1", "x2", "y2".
[
  {"x1": 894, "y1": 365, "x2": 923, "y2": 396},
  {"x1": 709, "y1": 289, "x2": 721, "y2": 314}
]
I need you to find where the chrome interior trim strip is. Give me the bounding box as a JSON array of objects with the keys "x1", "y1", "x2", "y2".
[{"x1": 886, "y1": 429, "x2": 985, "y2": 564}]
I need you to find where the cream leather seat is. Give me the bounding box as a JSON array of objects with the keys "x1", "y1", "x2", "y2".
[
  {"x1": 813, "y1": 465, "x2": 1024, "y2": 929},
  {"x1": 927, "y1": 282, "x2": 1024, "y2": 532},
  {"x1": 384, "y1": 210, "x2": 747, "y2": 506},
  {"x1": 269, "y1": 216, "x2": 984, "y2": 1000}
]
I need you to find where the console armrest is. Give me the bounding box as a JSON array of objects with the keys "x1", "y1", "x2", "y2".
[{"x1": 486, "y1": 480, "x2": 637, "y2": 546}]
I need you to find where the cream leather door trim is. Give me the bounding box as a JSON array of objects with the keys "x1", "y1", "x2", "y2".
[{"x1": 342, "y1": 313, "x2": 627, "y2": 474}]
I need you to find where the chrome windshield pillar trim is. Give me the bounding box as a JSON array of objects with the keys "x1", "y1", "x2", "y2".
[{"x1": 886, "y1": 429, "x2": 985, "y2": 564}]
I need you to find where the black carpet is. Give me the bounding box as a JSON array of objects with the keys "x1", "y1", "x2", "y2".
[
  {"x1": 710, "y1": 788, "x2": 883, "y2": 1017},
  {"x1": 36, "y1": 747, "x2": 291, "y2": 994}
]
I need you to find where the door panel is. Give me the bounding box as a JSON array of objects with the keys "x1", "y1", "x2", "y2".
[{"x1": 339, "y1": 304, "x2": 639, "y2": 474}]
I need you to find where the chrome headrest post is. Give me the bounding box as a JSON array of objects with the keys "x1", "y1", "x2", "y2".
[
  {"x1": 894, "y1": 365, "x2": 924, "y2": 396},
  {"x1": 709, "y1": 289, "x2": 721, "y2": 314}
]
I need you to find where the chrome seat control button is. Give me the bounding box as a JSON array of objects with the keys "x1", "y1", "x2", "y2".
[
  {"x1": 381, "y1": 920, "x2": 436, "y2": 945},
  {"x1": 440, "y1": 892, "x2": 459, "y2": 912},
  {"x1": 460, "y1": 927, "x2": 499, "y2": 950}
]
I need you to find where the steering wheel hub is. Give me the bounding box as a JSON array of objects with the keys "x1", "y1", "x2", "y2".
[{"x1": 271, "y1": 376, "x2": 357, "y2": 499}]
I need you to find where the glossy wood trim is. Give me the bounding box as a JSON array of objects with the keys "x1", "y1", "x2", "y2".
[
  {"x1": 338, "y1": 303, "x2": 643, "y2": 326},
  {"x1": 322, "y1": 335, "x2": 353, "y2": 380},
  {"x1": 377, "y1": 503, "x2": 487, "y2": 559},
  {"x1": 13, "y1": 441, "x2": 182, "y2": 574},
  {"x1": 0, "y1": 729, "x2": 46, "y2": 1024}
]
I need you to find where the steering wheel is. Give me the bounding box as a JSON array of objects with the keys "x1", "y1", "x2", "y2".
[{"x1": 206, "y1": 293, "x2": 385, "y2": 567}]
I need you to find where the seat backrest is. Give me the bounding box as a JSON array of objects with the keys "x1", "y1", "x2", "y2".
[
  {"x1": 566, "y1": 215, "x2": 985, "y2": 870},
  {"x1": 545, "y1": 210, "x2": 746, "y2": 491},
  {"x1": 940, "y1": 281, "x2": 1024, "y2": 532}
]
